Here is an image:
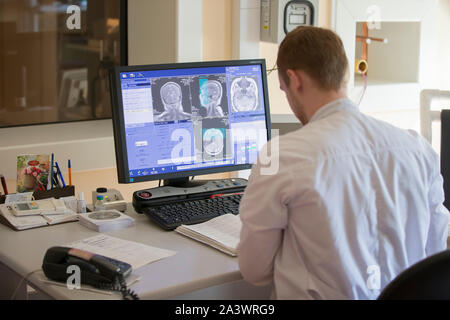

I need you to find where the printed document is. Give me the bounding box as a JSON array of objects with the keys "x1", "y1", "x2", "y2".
[{"x1": 66, "y1": 234, "x2": 177, "y2": 270}]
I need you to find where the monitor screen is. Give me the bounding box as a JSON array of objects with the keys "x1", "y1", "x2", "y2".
[{"x1": 110, "y1": 59, "x2": 271, "y2": 183}]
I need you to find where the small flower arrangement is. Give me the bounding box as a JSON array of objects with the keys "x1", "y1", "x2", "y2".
[
  {"x1": 24, "y1": 161, "x2": 41, "y2": 176},
  {"x1": 17, "y1": 155, "x2": 50, "y2": 193}
]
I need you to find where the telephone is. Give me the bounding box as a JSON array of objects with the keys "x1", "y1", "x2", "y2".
[{"x1": 42, "y1": 246, "x2": 139, "y2": 300}]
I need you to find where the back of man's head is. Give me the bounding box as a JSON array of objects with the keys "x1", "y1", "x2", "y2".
[{"x1": 277, "y1": 26, "x2": 349, "y2": 92}]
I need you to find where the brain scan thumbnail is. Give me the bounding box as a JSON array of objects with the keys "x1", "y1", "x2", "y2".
[
  {"x1": 154, "y1": 81, "x2": 191, "y2": 122},
  {"x1": 161, "y1": 82, "x2": 182, "y2": 105},
  {"x1": 231, "y1": 76, "x2": 259, "y2": 112},
  {"x1": 203, "y1": 128, "x2": 224, "y2": 156},
  {"x1": 199, "y1": 80, "x2": 224, "y2": 117}
]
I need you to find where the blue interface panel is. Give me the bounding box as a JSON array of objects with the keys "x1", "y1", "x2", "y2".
[{"x1": 119, "y1": 64, "x2": 269, "y2": 180}]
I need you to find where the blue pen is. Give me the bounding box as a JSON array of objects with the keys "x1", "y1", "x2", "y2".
[
  {"x1": 50, "y1": 153, "x2": 54, "y2": 190},
  {"x1": 55, "y1": 162, "x2": 66, "y2": 187}
]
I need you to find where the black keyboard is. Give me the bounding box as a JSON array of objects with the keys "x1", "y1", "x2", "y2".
[{"x1": 142, "y1": 193, "x2": 243, "y2": 230}]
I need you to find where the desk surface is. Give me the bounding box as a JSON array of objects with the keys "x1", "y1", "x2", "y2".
[{"x1": 0, "y1": 204, "x2": 248, "y2": 300}]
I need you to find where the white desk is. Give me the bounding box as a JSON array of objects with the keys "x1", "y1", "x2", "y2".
[{"x1": 0, "y1": 204, "x2": 271, "y2": 300}]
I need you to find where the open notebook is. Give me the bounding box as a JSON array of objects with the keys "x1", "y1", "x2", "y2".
[{"x1": 175, "y1": 214, "x2": 242, "y2": 257}]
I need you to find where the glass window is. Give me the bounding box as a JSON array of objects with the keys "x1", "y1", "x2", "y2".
[{"x1": 0, "y1": 0, "x2": 126, "y2": 127}]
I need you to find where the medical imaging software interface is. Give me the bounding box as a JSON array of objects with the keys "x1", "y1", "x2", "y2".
[{"x1": 120, "y1": 64, "x2": 268, "y2": 180}]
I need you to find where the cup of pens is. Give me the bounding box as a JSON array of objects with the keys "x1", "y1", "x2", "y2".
[
  {"x1": 33, "y1": 154, "x2": 75, "y2": 200},
  {"x1": 49, "y1": 154, "x2": 73, "y2": 190}
]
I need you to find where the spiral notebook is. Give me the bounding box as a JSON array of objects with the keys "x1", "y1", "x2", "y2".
[{"x1": 175, "y1": 214, "x2": 242, "y2": 257}]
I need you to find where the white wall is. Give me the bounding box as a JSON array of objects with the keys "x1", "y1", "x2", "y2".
[
  {"x1": 0, "y1": 121, "x2": 116, "y2": 180},
  {"x1": 232, "y1": 0, "x2": 260, "y2": 60},
  {"x1": 177, "y1": 0, "x2": 203, "y2": 62},
  {"x1": 438, "y1": 0, "x2": 450, "y2": 90}
]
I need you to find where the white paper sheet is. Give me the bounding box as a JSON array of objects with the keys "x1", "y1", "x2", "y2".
[{"x1": 66, "y1": 234, "x2": 177, "y2": 270}]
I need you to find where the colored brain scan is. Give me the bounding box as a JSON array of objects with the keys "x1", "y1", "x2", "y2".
[{"x1": 203, "y1": 128, "x2": 224, "y2": 156}]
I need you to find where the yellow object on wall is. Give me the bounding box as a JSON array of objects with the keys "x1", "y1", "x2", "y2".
[{"x1": 355, "y1": 59, "x2": 368, "y2": 74}]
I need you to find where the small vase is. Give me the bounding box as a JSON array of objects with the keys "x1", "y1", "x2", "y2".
[{"x1": 23, "y1": 175, "x2": 36, "y2": 190}]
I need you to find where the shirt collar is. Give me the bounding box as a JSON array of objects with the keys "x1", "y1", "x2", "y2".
[{"x1": 309, "y1": 98, "x2": 359, "y2": 123}]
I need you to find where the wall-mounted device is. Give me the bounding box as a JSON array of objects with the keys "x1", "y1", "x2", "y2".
[{"x1": 261, "y1": 0, "x2": 319, "y2": 43}]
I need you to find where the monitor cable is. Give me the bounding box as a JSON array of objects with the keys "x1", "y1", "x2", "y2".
[{"x1": 358, "y1": 72, "x2": 368, "y2": 106}]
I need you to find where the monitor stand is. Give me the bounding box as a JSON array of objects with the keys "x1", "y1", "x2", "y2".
[
  {"x1": 162, "y1": 177, "x2": 208, "y2": 188},
  {"x1": 132, "y1": 176, "x2": 248, "y2": 213}
]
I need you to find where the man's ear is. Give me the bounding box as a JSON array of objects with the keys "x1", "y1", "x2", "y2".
[{"x1": 286, "y1": 69, "x2": 301, "y2": 90}]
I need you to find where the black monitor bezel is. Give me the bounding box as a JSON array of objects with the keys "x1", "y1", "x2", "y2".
[{"x1": 110, "y1": 59, "x2": 272, "y2": 184}]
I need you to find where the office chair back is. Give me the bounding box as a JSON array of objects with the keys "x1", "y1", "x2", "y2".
[{"x1": 378, "y1": 250, "x2": 450, "y2": 300}]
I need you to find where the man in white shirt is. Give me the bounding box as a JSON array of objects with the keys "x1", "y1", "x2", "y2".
[{"x1": 237, "y1": 26, "x2": 449, "y2": 300}]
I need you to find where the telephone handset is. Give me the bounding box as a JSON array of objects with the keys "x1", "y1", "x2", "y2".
[{"x1": 42, "y1": 246, "x2": 139, "y2": 300}]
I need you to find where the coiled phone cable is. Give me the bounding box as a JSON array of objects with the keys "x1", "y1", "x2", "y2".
[{"x1": 97, "y1": 275, "x2": 140, "y2": 300}]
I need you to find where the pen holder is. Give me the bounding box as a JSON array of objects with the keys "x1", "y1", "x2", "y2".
[
  {"x1": 33, "y1": 186, "x2": 75, "y2": 200},
  {"x1": 0, "y1": 186, "x2": 75, "y2": 204}
]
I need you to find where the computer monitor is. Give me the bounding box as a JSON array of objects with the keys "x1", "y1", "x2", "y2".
[{"x1": 109, "y1": 59, "x2": 271, "y2": 187}]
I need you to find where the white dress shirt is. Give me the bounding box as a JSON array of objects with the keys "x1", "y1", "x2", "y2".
[{"x1": 238, "y1": 98, "x2": 450, "y2": 300}]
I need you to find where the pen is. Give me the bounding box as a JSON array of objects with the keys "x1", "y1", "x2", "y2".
[
  {"x1": 0, "y1": 174, "x2": 8, "y2": 195},
  {"x1": 40, "y1": 213, "x2": 52, "y2": 224},
  {"x1": 53, "y1": 171, "x2": 61, "y2": 188},
  {"x1": 55, "y1": 162, "x2": 66, "y2": 187},
  {"x1": 68, "y1": 159, "x2": 72, "y2": 186},
  {"x1": 50, "y1": 153, "x2": 54, "y2": 190}
]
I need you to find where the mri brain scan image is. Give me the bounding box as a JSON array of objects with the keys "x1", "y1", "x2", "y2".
[
  {"x1": 161, "y1": 82, "x2": 182, "y2": 105},
  {"x1": 203, "y1": 128, "x2": 224, "y2": 156},
  {"x1": 230, "y1": 76, "x2": 259, "y2": 112},
  {"x1": 154, "y1": 81, "x2": 191, "y2": 122},
  {"x1": 199, "y1": 80, "x2": 225, "y2": 117}
]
